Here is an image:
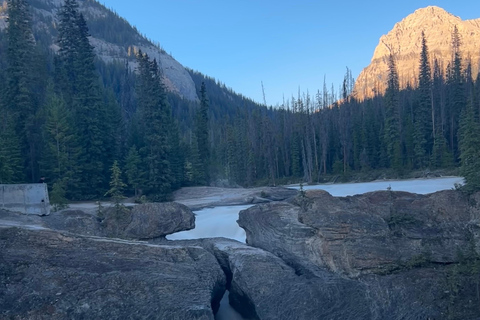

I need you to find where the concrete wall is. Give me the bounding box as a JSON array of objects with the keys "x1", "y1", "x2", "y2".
[{"x1": 0, "y1": 184, "x2": 50, "y2": 216}]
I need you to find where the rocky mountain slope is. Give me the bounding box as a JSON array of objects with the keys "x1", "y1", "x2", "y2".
[
  {"x1": 0, "y1": 0, "x2": 199, "y2": 101},
  {"x1": 354, "y1": 6, "x2": 480, "y2": 100}
]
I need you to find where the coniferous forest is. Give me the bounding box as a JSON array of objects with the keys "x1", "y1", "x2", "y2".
[{"x1": 1, "y1": 0, "x2": 480, "y2": 203}]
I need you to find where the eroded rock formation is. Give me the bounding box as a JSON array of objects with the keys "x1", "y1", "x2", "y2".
[
  {"x1": 0, "y1": 226, "x2": 225, "y2": 319},
  {"x1": 238, "y1": 189, "x2": 480, "y2": 319}
]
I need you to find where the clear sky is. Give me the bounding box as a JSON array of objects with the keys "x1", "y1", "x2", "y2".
[{"x1": 98, "y1": 0, "x2": 480, "y2": 105}]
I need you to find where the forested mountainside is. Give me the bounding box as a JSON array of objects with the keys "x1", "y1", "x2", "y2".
[{"x1": 1, "y1": 0, "x2": 479, "y2": 203}]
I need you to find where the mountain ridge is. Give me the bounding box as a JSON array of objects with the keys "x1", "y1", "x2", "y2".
[
  {"x1": 0, "y1": 0, "x2": 199, "y2": 101},
  {"x1": 354, "y1": 6, "x2": 480, "y2": 100}
]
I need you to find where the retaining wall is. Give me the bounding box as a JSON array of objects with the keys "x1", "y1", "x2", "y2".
[{"x1": 0, "y1": 184, "x2": 50, "y2": 215}]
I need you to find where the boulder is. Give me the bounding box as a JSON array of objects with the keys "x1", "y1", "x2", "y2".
[
  {"x1": 240, "y1": 189, "x2": 478, "y2": 276},
  {"x1": 102, "y1": 202, "x2": 195, "y2": 240},
  {"x1": 0, "y1": 226, "x2": 226, "y2": 319}
]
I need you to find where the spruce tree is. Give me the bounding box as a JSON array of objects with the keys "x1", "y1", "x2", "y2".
[
  {"x1": 5, "y1": 0, "x2": 39, "y2": 182},
  {"x1": 55, "y1": 0, "x2": 110, "y2": 198},
  {"x1": 459, "y1": 98, "x2": 480, "y2": 193},
  {"x1": 194, "y1": 82, "x2": 210, "y2": 185},
  {"x1": 124, "y1": 145, "x2": 145, "y2": 197},
  {"x1": 135, "y1": 52, "x2": 174, "y2": 200},
  {"x1": 105, "y1": 160, "x2": 126, "y2": 208},
  {"x1": 413, "y1": 31, "x2": 433, "y2": 168},
  {"x1": 41, "y1": 88, "x2": 80, "y2": 198},
  {"x1": 383, "y1": 54, "x2": 402, "y2": 172}
]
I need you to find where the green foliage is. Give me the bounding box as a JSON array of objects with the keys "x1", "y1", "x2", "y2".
[
  {"x1": 193, "y1": 82, "x2": 210, "y2": 185},
  {"x1": 124, "y1": 145, "x2": 145, "y2": 197},
  {"x1": 383, "y1": 54, "x2": 402, "y2": 172},
  {"x1": 458, "y1": 99, "x2": 480, "y2": 193},
  {"x1": 104, "y1": 160, "x2": 126, "y2": 208},
  {"x1": 1, "y1": 0, "x2": 480, "y2": 200},
  {"x1": 49, "y1": 179, "x2": 69, "y2": 212}
]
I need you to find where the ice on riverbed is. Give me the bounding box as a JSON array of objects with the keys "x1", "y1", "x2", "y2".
[
  {"x1": 167, "y1": 177, "x2": 463, "y2": 243},
  {"x1": 290, "y1": 176, "x2": 464, "y2": 196},
  {"x1": 166, "y1": 204, "x2": 253, "y2": 242}
]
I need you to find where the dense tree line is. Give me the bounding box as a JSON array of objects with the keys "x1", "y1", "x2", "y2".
[{"x1": 1, "y1": 0, "x2": 479, "y2": 202}]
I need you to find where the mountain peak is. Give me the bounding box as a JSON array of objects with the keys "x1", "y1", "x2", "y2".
[{"x1": 354, "y1": 6, "x2": 480, "y2": 100}]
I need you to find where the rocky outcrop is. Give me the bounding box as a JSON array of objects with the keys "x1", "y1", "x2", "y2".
[
  {"x1": 42, "y1": 209, "x2": 103, "y2": 236},
  {"x1": 200, "y1": 238, "x2": 372, "y2": 320},
  {"x1": 238, "y1": 189, "x2": 480, "y2": 319},
  {"x1": 354, "y1": 6, "x2": 480, "y2": 100},
  {"x1": 101, "y1": 202, "x2": 195, "y2": 240},
  {"x1": 0, "y1": 202, "x2": 196, "y2": 240},
  {"x1": 0, "y1": 226, "x2": 225, "y2": 319}
]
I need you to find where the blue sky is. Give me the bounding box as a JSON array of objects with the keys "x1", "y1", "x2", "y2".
[{"x1": 99, "y1": 0, "x2": 480, "y2": 105}]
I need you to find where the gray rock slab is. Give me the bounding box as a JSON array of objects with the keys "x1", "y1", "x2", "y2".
[
  {"x1": 102, "y1": 202, "x2": 195, "y2": 240},
  {"x1": 0, "y1": 226, "x2": 226, "y2": 319}
]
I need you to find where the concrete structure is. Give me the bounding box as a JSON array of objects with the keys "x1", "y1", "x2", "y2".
[{"x1": 0, "y1": 184, "x2": 50, "y2": 216}]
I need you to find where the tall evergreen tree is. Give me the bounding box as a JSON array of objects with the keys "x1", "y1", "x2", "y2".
[
  {"x1": 135, "y1": 52, "x2": 174, "y2": 200},
  {"x1": 55, "y1": 0, "x2": 110, "y2": 198},
  {"x1": 413, "y1": 31, "x2": 433, "y2": 168},
  {"x1": 446, "y1": 25, "x2": 465, "y2": 161},
  {"x1": 40, "y1": 88, "x2": 80, "y2": 198},
  {"x1": 383, "y1": 54, "x2": 403, "y2": 172},
  {"x1": 194, "y1": 82, "x2": 210, "y2": 185},
  {"x1": 124, "y1": 145, "x2": 144, "y2": 197},
  {"x1": 459, "y1": 97, "x2": 480, "y2": 192},
  {"x1": 5, "y1": 0, "x2": 40, "y2": 182}
]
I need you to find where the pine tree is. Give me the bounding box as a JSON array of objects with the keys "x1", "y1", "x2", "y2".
[
  {"x1": 458, "y1": 98, "x2": 480, "y2": 192},
  {"x1": 413, "y1": 31, "x2": 433, "y2": 168},
  {"x1": 0, "y1": 115, "x2": 23, "y2": 183},
  {"x1": 446, "y1": 25, "x2": 465, "y2": 161},
  {"x1": 41, "y1": 88, "x2": 80, "y2": 198},
  {"x1": 55, "y1": 0, "x2": 110, "y2": 198},
  {"x1": 5, "y1": 0, "x2": 40, "y2": 182},
  {"x1": 124, "y1": 145, "x2": 145, "y2": 197},
  {"x1": 104, "y1": 160, "x2": 126, "y2": 207},
  {"x1": 383, "y1": 54, "x2": 402, "y2": 172},
  {"x1": 194, "y1": 82, "x2": 210, "y2": 185},
  {"x1": 135, "y1": 52, "x2": 174, "y2": 200}
]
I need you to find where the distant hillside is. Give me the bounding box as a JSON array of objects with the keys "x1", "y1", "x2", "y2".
[
  {"x1": 354, "y1": 6, "x2": 480, "y2": 100},
  {"x1": 0, "y1": 0, "x2": 199, "y2": 101}
]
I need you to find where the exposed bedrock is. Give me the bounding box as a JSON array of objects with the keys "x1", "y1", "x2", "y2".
[
  {"x1": 101, "y1": 202, "x2": 195, "y2": 240},
  {"x1": 35, "y1": 202, "x2": 196, "y2": 240},
  {"x1": 199, "y1": 238, "x2": 372, "y2": 320},
  {"x1": 238, "y1": 189, "x2": 480, "y2": 319},
  {"x1": 0, "y1": 226, "x2": 226, "y2": 320}
]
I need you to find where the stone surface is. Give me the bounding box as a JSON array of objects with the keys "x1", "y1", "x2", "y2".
[
  {"x1": 102, "y1": 202, "x2": 195, "y2": 240},
  {"x1": 42, "y1": 209, "x2": 103, "y2": 236},
  {"x1": 354, "y1": 6, "x2": 480, "y2": 100},
  {"x1": 237, "y1": 189, "x2": 480, "y2": 319},
  {"x1": 199, "y1": 238, "x2": 372, "y2": 320},
  {"x1": 0, "y1": 226, "x2": 226, "y2": 320},
  {"x1": 240, "y1": 189, "x2": 479, "y2": 276}
]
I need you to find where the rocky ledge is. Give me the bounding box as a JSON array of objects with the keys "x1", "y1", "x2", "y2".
[
  {"x1": 238, "y1": 189, "x2": 480, "y2": 319},
  {"x1": 0, "y1": 226, "x2": 225, "y2": 319}
]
